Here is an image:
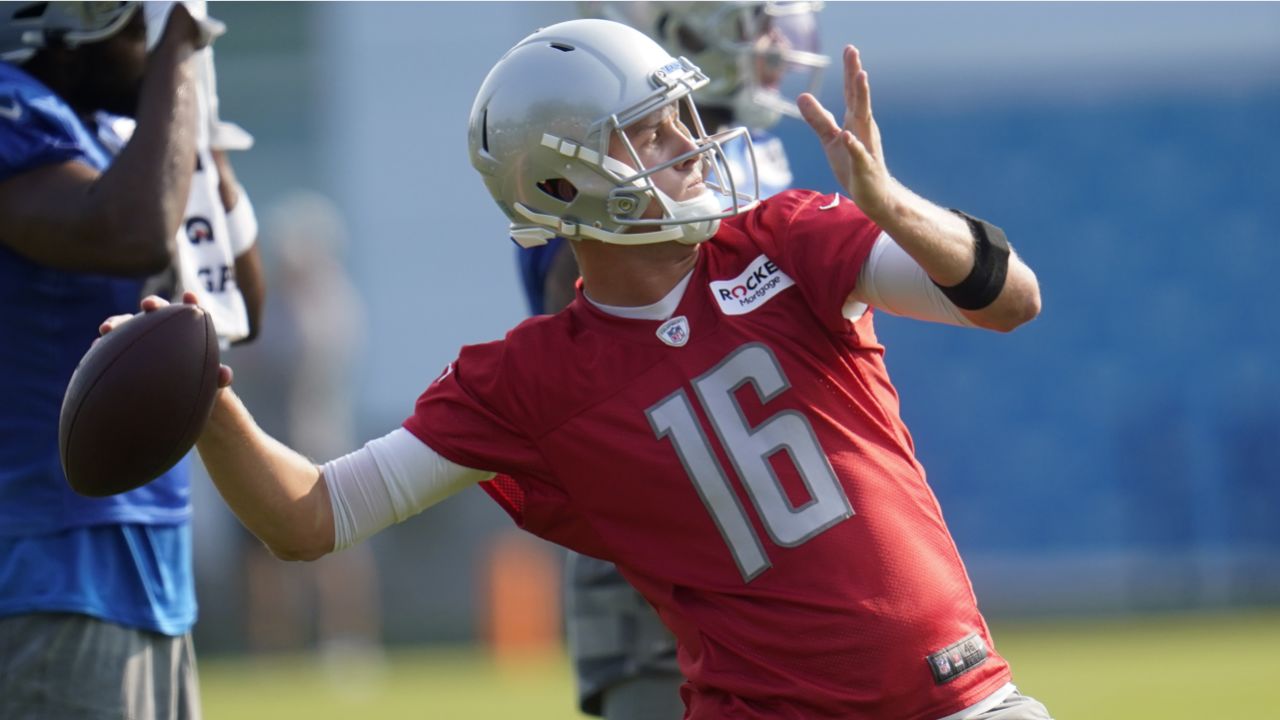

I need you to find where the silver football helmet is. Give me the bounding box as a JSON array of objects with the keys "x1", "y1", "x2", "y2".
[
  {"x1": 582, "y1": 1, "x2": 828, "y2": 130},
  {"x1": 469, "y1": 18, "x2": 761, "y2": 248},
  {"x1": 1, "y1": 1, "x2": 139, "y2": 63}
]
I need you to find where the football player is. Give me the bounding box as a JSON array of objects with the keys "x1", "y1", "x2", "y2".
[
  {"x1": 0, "y1": 3, "x2": 257, "y2": 717},
  {"x1": 123, "y1": 17, "x2": 1052, "y2": 720},
  {"x1": 528, "y1": 3, "x2": 830, "y2": 718}
]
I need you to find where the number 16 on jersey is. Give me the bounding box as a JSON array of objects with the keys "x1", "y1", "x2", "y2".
[{"x1": 646, "y1": 343, "x2": 853, "y2": 582}]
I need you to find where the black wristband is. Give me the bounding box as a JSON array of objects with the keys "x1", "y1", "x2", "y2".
[{"x1": 934, "y1": 210, "x2": 1011, "y2": 311}]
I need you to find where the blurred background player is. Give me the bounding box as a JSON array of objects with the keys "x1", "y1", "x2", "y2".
[
  {"x1": 512, "y1": 3, "x2": 828, "y2": 717},
  {"x1": 0, "y1": 2, "x2": 259, "y2": 718}
]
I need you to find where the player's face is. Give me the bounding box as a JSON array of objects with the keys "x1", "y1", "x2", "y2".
[
  {"x1": 610, "y1": 104, "x2": 706, "y2": 218},
  {"x1": 76, "y1": 10, "x2": 148, "y2": 117},
  {"x1": 754, "y1": 21, "x2": 790, "y2": 90}
]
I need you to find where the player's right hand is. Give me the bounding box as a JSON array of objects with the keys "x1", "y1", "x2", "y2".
[{"x1": 99, "y1": 292, "x2": 235, "y2": 389}]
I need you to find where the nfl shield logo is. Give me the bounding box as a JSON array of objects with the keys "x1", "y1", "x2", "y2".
[
  {"x1": 934, "y1": 656, "x2": 951, "y2": 675},
  {"x1": 657, "y1": 316, "x2": 690, "y2": 347}
]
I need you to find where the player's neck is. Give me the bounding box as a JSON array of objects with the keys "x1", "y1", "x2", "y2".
[{"x1": 575, "y1": 240, "x2": 699, "y2": 307}]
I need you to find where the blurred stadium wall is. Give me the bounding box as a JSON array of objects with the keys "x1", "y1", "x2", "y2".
[{"x1": 193, "y1": 2, "x2": 1280, "y2": 653}]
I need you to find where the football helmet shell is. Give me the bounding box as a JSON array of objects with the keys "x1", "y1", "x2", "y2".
[
  {"x1": 1, "y1": 1, "x2": 140, "y2": 63},
  {"x1": 470, "y1": 18, "x2": 760, "y2": 248},
  {"x1": 582, "y1": 1, "x2": 828, "y2": 130}
]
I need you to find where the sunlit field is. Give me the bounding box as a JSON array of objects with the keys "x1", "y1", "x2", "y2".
[{"x1": 199, "y1": 609, "x2": 1280, "y2": 720}]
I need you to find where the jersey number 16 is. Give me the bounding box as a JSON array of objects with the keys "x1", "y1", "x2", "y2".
[{"x1": 646, "y1": 343, "x2": 853, "y2": 582}]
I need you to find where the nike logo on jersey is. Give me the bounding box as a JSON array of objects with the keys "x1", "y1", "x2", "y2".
[
  {"x1": 434, "y1": 363, "x2": 454, "y2": 384},
  {"x1": 818, "y1": 194, "x2": 841, "y2": 211},
  {"x1": 709, "y1": 255, "x2": 795, "y2": 316},
  {"x1": 0, "y1": 99, "x2": 22, "y2": 121}
]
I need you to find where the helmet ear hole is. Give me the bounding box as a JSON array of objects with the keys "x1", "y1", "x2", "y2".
[{"x1": 537, "y1": 178, "x2": 578, "y2": 203}]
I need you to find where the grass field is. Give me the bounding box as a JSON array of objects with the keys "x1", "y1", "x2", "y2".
[{"x1": 199, "y1": 608, "x2": 1280, "y2": 719}]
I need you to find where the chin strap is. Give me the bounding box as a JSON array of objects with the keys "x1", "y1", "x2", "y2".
[
  {"x1": 511, "y1": 203, "x2": 690, "y2": 247},
  {"x1": 654, "y1": 187, "x2": 723, "y2": 245}
]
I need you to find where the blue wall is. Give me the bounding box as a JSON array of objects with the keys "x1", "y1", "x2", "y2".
[{"x1": 778, "y1": 82, "x2": 1280, "y2": 609}]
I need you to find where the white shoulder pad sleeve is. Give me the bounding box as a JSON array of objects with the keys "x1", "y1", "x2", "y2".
[
  {"x1": 844, "y1": 232, "x2": 976, "y2": 327},
  {"x1": 323, "y1": 428, "x2": 495, "y2": 552}
]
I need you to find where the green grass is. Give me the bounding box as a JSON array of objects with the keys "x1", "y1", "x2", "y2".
[
  {"x1": 199, "y1": 609, "x2": 1280, "y2": 719},
  {"x1": 992, "y1": 609, "x2": 1280, "y2": 719}
]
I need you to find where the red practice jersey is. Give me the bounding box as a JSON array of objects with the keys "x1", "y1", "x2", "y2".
[{"x1": 405, "y1": 189, "x2": 1011, "y2": 719}]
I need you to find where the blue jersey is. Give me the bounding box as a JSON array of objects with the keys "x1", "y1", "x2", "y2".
[
  {"x1": 0, "y1": 61, "x2": 195, "y2": 635},
  {"x1": 516, "y1": 128, "x2": 793, "y2": 315}
]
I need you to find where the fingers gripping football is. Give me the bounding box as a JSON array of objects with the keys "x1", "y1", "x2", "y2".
[{"x1": 98, "y1": 294, "x2": 233, "y2": 388}]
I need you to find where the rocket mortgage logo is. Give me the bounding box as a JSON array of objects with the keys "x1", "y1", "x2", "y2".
[{"x1": 709, "y1": 255, "x2": 795, "y2": 316}]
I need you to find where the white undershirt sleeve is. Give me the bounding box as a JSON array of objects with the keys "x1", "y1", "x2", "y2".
[
  {"x1": 844, "y1": 232, "x2": 976, "y2": 327},
  {"x1": 323, "y1": 428, "x2": 495, "y2": 552}
]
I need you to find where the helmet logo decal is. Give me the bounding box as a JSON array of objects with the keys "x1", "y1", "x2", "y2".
[
  {"x1": 651, "y1": 60, "x2": 686, "y2": 88},
  {"x1": 657, "y1": 316, "x2": 691, "y2": 347}
]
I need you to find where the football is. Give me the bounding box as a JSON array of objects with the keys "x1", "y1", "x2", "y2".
[{"x1": 58, "y1": 303, "x2": 220, "y2": 497}]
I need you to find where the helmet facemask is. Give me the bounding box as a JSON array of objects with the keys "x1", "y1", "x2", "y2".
[{"x1": 593, "y1": 93, "x2": 760, "y2": 245}]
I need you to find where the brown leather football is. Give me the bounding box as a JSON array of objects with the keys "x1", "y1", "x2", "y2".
[{"x1": 58, "y1": 304, "x2": 220, "y2": 497}]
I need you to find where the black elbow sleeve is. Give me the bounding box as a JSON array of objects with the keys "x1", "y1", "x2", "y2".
[{"x1": 933, "y1": 210, "x2": 1011, "y2": 311}]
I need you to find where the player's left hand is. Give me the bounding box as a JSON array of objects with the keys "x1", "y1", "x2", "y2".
[{"x1": 797, "y1": 45, "x2": 893, "y2": 219}]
